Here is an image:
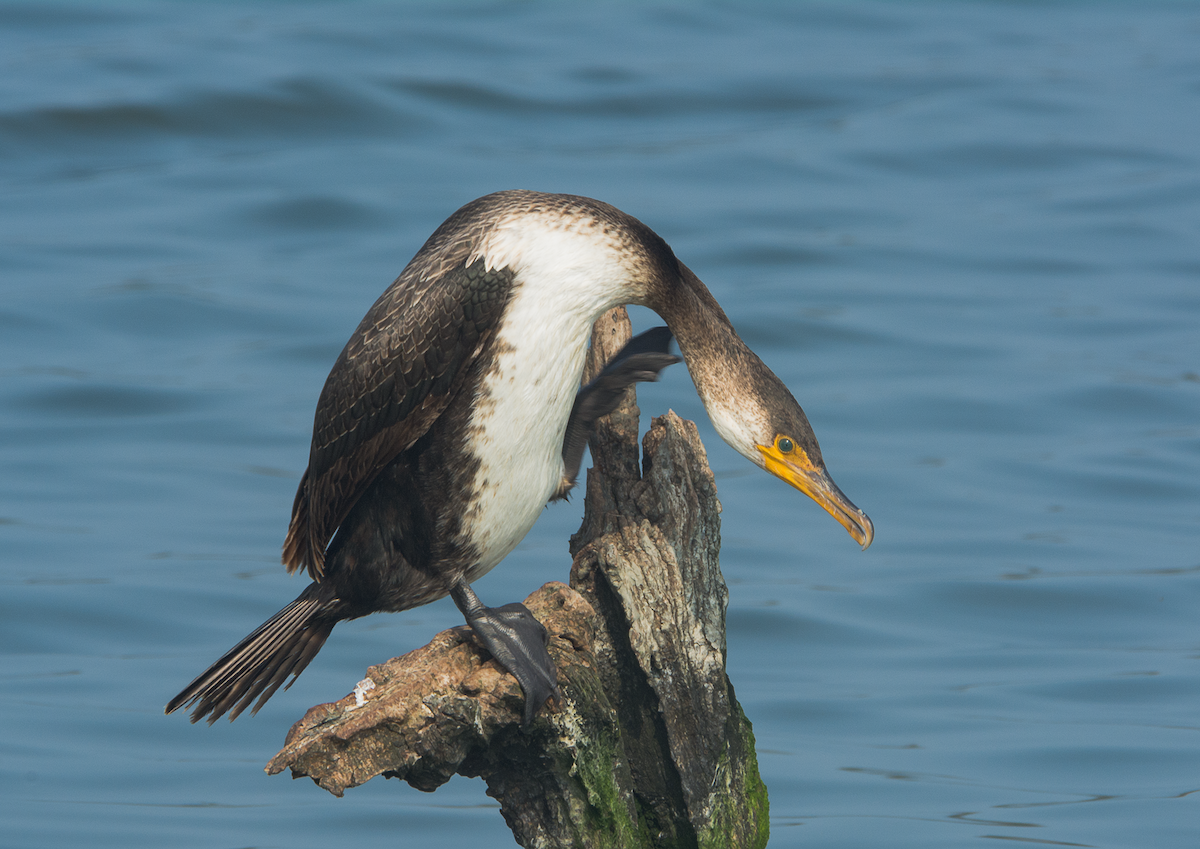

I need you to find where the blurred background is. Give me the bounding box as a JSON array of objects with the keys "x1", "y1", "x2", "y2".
[{"x1": 2, "y1": 2, "x2": 1198, "y2": 847}]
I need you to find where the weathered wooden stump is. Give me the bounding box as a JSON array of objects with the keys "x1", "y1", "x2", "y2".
[{"x1": 267, "y1": 308, "x2": 769, "y2": 848}]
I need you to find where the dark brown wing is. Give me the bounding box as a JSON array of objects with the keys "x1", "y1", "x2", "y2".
[{"x1": 283, "y1": 258, "x2": 515, "y2": 580}]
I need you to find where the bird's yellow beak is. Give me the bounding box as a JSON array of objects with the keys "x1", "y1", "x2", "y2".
[{"x1": 757, "y1": 442, "x2": 874, "y2": 549}]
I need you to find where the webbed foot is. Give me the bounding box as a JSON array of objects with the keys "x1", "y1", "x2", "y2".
[
  {"x1": 556, "y1": 326, "x2": 680, "y2": 499},
  {"x1": 451, "y1": 582, "x2": 561, "y2": 728}
]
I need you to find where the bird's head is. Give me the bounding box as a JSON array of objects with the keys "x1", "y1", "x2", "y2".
[{"x1": 703, "y1": 358, "x2": 874, "y2": 550}]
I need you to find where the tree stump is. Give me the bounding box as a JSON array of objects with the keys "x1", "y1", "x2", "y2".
[{"x1": 266, "y1": 308, "x2": 769, "y2": 849}]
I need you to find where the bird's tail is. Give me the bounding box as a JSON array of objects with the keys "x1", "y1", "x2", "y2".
[{"x1": 165, "y1": 584, "x2": 339, "y2": 724}]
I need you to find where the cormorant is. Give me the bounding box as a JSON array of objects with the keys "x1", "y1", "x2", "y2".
[{"x1": 166, "y1": 191, "x2": 873, "y2": 727}]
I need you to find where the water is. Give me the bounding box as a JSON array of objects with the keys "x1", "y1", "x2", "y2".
[{"x1": 2, "y1": 2, "x2": 1199, "y2": 847}]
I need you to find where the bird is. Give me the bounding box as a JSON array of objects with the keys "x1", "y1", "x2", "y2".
[{"x1": 166, "y1": 190, "x2": 873, "y2": 727}]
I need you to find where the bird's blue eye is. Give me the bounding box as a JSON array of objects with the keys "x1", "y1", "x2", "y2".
[{"x1": 777, "y1": 436, "x2": 794, "y2": 454}]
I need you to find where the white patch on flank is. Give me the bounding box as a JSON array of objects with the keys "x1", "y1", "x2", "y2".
[{"x1": 460, "y1": 212, "x2": 642, "y2": 580}]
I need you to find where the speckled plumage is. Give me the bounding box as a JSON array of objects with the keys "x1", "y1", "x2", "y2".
[{"x1": 283, "y1": 259, "x2": 515, "y2": 583}]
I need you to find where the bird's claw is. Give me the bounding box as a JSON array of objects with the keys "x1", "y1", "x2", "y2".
[{"x1": 464, "y1": 602, "x2": 562, "y2": 728}]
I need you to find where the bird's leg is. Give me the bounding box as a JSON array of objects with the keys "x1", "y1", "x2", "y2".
[
  {"x1": 554, "y1": 325, "x2": 681, "y2": 500},
  {"x1": 449, "y1": 578, "x2": 562, "y2": 728}
]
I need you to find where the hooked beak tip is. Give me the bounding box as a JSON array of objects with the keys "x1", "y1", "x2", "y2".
[{"x1": 851, "y1": 511, "x2": 875, "y2": 551}]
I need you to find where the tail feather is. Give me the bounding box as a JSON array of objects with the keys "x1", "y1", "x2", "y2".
[
  {"x1": 166, "y1": 586, "x2": 339, "y2": 724},
  {"x1": 255, "y1": 617, "x2": 329, "y2": 708},
  {"x1": 198, "y1": 599, "x2": 314, "y2": 699}
]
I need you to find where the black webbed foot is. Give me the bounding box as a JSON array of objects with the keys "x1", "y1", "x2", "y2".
[
  {"x1": 451, "y1": 582, "x2": 561, "y2": 728},
  {"x1": 556, "y1": 326, "x2": 680, "y2": 499}
]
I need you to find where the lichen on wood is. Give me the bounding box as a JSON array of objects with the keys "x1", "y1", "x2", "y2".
[{"x1": 267, "y1": 307, "x2": 769, "y2": 848}]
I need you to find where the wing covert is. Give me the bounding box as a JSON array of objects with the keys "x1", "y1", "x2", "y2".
[{"x1": 283, "y1": 259, "x2": 514, "y2": 580}]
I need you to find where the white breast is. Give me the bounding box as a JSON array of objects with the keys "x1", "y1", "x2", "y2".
[{"x1": 458, "y1": 213, "x2": 640, "y2": 578}]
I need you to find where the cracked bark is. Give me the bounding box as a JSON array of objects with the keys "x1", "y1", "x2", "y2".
[{"x1": 267, "y1": 307, "x2": 769, "y2": 849}]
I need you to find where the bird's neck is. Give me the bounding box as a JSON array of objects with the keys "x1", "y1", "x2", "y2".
[{"x1": 650, "y1": 265, "x2": 768, "y2": 462}]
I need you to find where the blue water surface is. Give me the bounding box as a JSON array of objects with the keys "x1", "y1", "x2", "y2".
[{"x1": 2, "y1": 2, "x2": 1199, "y2": 847}]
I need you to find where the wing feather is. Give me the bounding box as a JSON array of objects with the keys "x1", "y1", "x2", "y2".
[{"x1": 283, "y1": 256, "x2": 515, "y2": 580}]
